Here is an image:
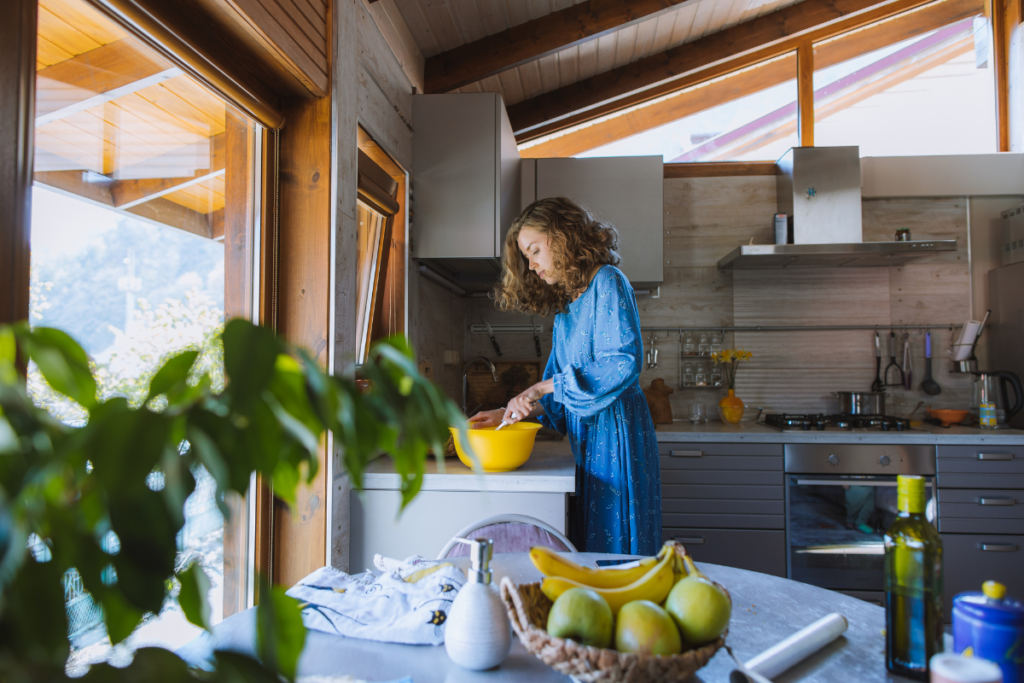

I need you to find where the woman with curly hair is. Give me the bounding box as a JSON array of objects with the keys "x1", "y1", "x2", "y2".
[{"x1": 468, "y1": 197, "x2": 662, "y2": 555}]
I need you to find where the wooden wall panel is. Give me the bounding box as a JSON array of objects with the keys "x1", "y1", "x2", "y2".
[
  {"x1": 273, "y1": 91, "x2": 331, "y2": 587},
  {"x1": 0, "y1": 0, "x2": 35, "y2": 329}
]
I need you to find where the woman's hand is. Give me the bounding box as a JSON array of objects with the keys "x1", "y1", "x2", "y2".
[
  {"x1": 503, "y1": 379, "x2": 554, "y2": 424},
  {"x1": 468, "y1": 408, "x2": 504, "y2": 429}
]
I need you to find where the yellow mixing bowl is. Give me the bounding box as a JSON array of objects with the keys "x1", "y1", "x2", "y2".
[{"x1": 449, "y1": 422, "x2": 542, "y2": 472}]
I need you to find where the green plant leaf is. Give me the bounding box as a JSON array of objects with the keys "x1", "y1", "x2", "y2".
[
  {"x1": 145, "y1": 349, "x2": 200, "y2": 405},
  {"x1": 99, "y1": 588, "x2": 145, "y2": 645},
  {"x1": 177, "y1": 561, "x2": 212, "y2": 631},
  {"x1": 256, "y1": 576, "x2": 307, "y2": 682},
  {"x1": 0, "y1": 327, "x2": 16, "y2": 385},
  {"x1": 212, "y1": 650, "x2": 284, "y2": 683},
  {"x1": 223, "y1": 319, "x2": 280, "y2": 404},
  {"x1": 0, "y1": 555, "x2": 69, "y2": 669},
  {"x1": 18, "y1": 326, "x2": 97, "y2": 409},
  {"x1": 80, "y1": 647, "x2": 194, "y2": 683}
]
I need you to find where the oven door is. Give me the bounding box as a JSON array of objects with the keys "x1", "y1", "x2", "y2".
[{"x1": 786, "y1": 474, "x2": 935, "y2": 604}]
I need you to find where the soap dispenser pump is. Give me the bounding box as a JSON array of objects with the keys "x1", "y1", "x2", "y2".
[{"x1": 444, "y1": 537, "x2": 512, "y2": 670}]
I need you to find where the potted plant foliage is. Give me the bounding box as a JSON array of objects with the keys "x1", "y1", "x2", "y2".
[{"x1": 0, "y1": 319, "x2": 467, "y2": 682}]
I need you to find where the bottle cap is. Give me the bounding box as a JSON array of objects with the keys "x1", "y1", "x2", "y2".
[
  {"x1": 982, "y1": 580, "x2": 1006, "y2": 600},
  {"x1": 455, "y1": 537, "x2": 493, "y2": 585},
  {"x1": 897, "y1": 475, "x2": 926, "y2": 513}
]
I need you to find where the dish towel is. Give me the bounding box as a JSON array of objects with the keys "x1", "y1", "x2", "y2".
[{"x1": 285, "y1": 557, "x2": 465, "y2": 645}]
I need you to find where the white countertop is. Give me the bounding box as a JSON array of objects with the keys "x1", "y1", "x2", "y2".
[
  {"x1": 361, "y1": 440, "x2": 575, "y2": 493},
  {"x1": 655, "y1": 420, "x2": 1024, "y2": 444}
]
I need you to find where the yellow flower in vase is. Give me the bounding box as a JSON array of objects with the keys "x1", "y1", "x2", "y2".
[{"x1": 716, "y1": 349, "x2": 753, "y2": 425}]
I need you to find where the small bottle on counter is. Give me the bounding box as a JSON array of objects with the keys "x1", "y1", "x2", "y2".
[
  {"x1": 444, "y1": 537, "x2": 511, "y2": 670},
  {"x1": 885, "y1": 475, "x2": 944, "y2": 681},
  {"x1": 897, "y1": 228, "x2": 912, "y2": 241}
]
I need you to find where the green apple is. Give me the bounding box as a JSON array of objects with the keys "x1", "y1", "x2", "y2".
[
  {"x1": 546, "y1": 587, "x2": 614, "y2": 648},
  {"x1": 614, "y1": 600, "x2": 682, "y2": 655},
  {"x1": 664, "y1": 574, "x2": 731, "y2": 645}
]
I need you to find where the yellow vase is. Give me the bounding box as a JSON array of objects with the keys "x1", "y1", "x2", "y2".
[{"x1": 718, "y1": 389, "x2": 745, "y2": 424}]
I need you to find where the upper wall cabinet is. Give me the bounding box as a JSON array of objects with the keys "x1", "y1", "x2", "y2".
[
  {"x1": 524, "y1": 157, "x2": 664, "y2": 288},
  {"x1": 412, "y1": 94, "x2": 520, "y2": 261}
]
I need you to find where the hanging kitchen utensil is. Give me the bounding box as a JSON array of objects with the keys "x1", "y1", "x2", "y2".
[
  {"x1": 531, "y1": 316, "x2": 541, "y2": 358},
  {"x1": 483, "y1": 319, "x2": 502, "y2": 357},
  {"x1": 646, "y1": 331, "x2": 658, "y2": 369},
  {"x1": 902, "y1": 332, "x2": 912, "y2": 391},
  {"x1": 884, "y1": 331, "x2": 905, "y2": 387},
  {"x1": 921, "y1": 331, "x2": 941, "y2": 396},
  {"x1": 871, "y1": 331, "x2": 884, "y2": 392}
]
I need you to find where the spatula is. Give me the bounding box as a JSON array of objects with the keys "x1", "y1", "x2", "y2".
[{"x1": 920, "y1": 332, "x2": 941, "y2": 396}]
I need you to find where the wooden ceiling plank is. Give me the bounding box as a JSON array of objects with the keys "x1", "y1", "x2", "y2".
[
  {"x1": 594, "y1": 32, "x2": 618, "y2": 73},
  {"x1": 40, "y1": 0, "x2": 127, "y2": 45},
  {"x1": 497, "y1": 66, "x2": 526, "y2": 103},
  {"x1": 724, "y1": 0, "x2": 750, "y2": 28},
  {"x1": 510, "y1": 0, "x2": 978, "y2": 138},
  {"x1": 153, "y1": 79, "x2": 228, "y2": 132},
  {"x1": 36, "y1": 5, "x2": 104, "y2": 57},
  {"x1": 449, "y1": 0, "x2": 486, "y2": 44},
  {"x1": 521, "y1": 0, "x2": 981, "y2": 154},
  {"x1": 37, "y1": 69, "x2": 183, "y2": 127},
  {"x1": 393, "y1": 0, "x2": 442, "y2": 56},
  {"x1": 424, "y1": 0, "x2": 698, "y2": 93},
  {"x1": 287, "y1": 0, "x2": 328, "y2": 38},
  {"x1": 478, "y1": 0, "x2": 510, "y2": 36},
  {"x1": 558, "y1": 45, "x2": 581, "y2": 86},
  {"x1": 668, "y1": 1, "x2": 699, "y2": 43},
  {"x1": 578, "y1": 33, "x2": 600, "y2": 79},
  {"x1": 274, "y1": 0, "x2": 328, "y2": 46},
  {"x1": 537, "y1": 52, "x2": 561, "y2": 91},
  {"x1": 519, "y1": 60, "x2": 545, "y2": 99},
  {"x1": 663, "y1": 161, "x2": 777, "y2": 177},
  {"x1": 633, "y1": 14, "x2": 661, "y2": 57},
  {"x1": 612, "y1": 23, "x2": 640, "y2": 68},
  {"x1": 503, "y1": 0, "x2": 534, "y2": 25},
  {"x1": 649, "y1": 9, "x2": 680, "y2": 53},
  {"x1": 686, "y1": 0, "x2": 718, "y2": 41},
  {"x1": 417, "y1": 0, "x2": 464, "y2": 54},
  {"x1": 133, "y1": 82, "x2": 226, "y2": 138}
]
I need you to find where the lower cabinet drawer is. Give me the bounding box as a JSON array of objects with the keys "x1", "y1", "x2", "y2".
[
  {"x1": 661, "y1": 527, "x2": 786, "y2": 577},
  {"x1": 937, "y1": 446, "x2": 1024, "y2": 489},
  {"x1": 937, "y1": 489, "x2": 1024, "y2": 534},
  {"x1": 941, "y1": 533, "x2": 1024, "y2": 621}
]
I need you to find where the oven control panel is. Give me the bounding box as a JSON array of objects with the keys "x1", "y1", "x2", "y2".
[{"x1": 785, "y1": 443, "x2": 936, "y2": 475}]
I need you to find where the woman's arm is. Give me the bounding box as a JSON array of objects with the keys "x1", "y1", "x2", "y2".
[
  {"x1": 550, "y1": 269, "x2": 642, "y2": 417},
  {"x1": 503, "y1": 378, "x2": 553, "y2": 424}
]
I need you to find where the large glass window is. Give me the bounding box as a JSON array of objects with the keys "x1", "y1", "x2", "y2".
[
  {"x1": 31, "y1": 0, "x2": 261, "y2": 669},
  {"x1": 813, "y1": 15, "x2": 995, "y2": 155}
]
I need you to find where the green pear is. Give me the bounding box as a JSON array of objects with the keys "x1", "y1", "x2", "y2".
[
  {"x1": 664, "y1": 558, "x2": 731, "y2": 645},
  {"x1": 546, "y1": 587, "x2": 614, "y2": 648},
  {"x1": 614, "y1": 600, "x2": 682, "y2": 655}
]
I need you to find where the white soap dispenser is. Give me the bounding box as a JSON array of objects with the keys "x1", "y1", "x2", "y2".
[{"x1": 444, "y1": 537, "x2": 512, "y2": 670}]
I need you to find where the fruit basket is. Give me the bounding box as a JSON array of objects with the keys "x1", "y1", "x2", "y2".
[{"x1": 500, "y1": 577, "x2": 726, "y2": 683}]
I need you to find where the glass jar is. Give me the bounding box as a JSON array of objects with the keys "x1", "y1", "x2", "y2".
[
  {"x1": 698, "y1": 333, "x2": 710, "y2": 356},
  {"x1": 695, "y1": 361, "x2": 707, "y2": 387},
  {"x1": 683, "y1": 362, "x2": 695, "y2": 387},
  {"x1": 710, "y1": 333, "x2": 722, "y2": 355},
  {"x1": 683, "y1": 334, "x2": 696, "y2": 356}
]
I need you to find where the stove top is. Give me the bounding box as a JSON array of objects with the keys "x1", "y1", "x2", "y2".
[{"x1": 764, "y1": 413, "x2": 913, "y2": 432}]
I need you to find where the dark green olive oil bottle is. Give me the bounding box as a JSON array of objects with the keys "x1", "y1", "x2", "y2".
[{"x1": 884, "y1": 475, "x2": 943, "y2": 680}]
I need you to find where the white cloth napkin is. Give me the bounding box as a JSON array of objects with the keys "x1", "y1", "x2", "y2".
[{"x1": 286, "y1": 557, "x2": 466, "y2": 646}]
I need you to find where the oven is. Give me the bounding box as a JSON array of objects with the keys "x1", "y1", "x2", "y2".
[{"x1": 785, "y1": 444, "x2": 936, "y2": 605}]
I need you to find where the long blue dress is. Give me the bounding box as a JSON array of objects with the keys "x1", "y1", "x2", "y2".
[{"x1": 537, "y1": 265, "x2": 662, "y2": 555}]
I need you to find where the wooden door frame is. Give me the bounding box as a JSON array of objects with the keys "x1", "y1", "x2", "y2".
[{"x1": 0, "y1": 0, "x2": 35, "y2": 331}]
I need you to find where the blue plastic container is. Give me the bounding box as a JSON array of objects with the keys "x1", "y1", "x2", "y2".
[{"x1": 953, "y1": 581, "x2": 1024, "y2": 683}]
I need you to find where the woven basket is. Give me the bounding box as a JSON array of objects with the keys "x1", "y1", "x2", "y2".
[{"x1": 500, "y1": 577, "x2": 725, "y2": 683}]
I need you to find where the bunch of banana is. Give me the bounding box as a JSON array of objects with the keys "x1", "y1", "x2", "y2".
[{"x1": 532, "y1": 541, "x2": 691, "y2": 613}]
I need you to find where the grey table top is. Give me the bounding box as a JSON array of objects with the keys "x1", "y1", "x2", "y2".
[
  {"x1": 655, "y1": 420, "x2": 1024, "y2": 445},
  {"x1": 178, "y1": 554, "x2": 916, "y2": 683}
]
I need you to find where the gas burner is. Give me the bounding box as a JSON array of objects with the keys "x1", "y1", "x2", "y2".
[{"x1": 764, "y1": 413, "x2": 911, "y2": 432}]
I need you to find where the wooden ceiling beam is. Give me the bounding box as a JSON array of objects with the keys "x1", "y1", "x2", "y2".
[
  {"x1": 510, "y1": 0, "x2": 968, "y2": 139},
  {"x1": 424, "y1": 0, "x2": 695, "y2": 94},
  {"x1": 109, "y1": 132, "x2": 226, "y2": 209},
  {"x1": 35, "y1": 37, "x2": 180, "y2": 126},
  {"x1": 519, "y1": 0, "x2": 982, "y2": 157}
]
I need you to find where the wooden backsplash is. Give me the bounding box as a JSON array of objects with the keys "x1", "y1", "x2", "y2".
[
  {"x1": 641, "y1": 176, "x2": 975, "y2": 419},
  {"x1": 418, "y1": 174, "x2": 984, "y2": 419}
]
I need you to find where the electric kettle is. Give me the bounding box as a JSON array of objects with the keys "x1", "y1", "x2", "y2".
[{"x1": 971, "y1": 371, "x2": 1023, "y2": 428}]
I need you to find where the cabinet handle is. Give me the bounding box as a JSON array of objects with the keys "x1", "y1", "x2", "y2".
[
  {"x1": 977, "y1": 453, "x2": 1014, "y2": 461},
  {"x1": 978, "y1": 497, "x2": 1016, "y2": 506},
  {"x1": 670, "y1": 450, "x2": 703, "y2": 457},
  {"x1": 979, "y1": 543, "x2": 1019, "y2": 552},
  {"x1": 674, "y1": 536, "x2": 705, "y2": 545}
]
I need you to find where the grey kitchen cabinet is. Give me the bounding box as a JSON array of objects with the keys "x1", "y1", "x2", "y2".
[
  {"x1": 412, "y1": 93, "x2": 520, "y2": 261},
  {"x1": 659, "y1": 442, "x2": 785, "y2": 576},
  {"x1": 523, "y1": 156, "x2": 664, "y2": 288},
  {"x1": 936, "y1": 444, "x2": 1024, "y2": 620},
  {"x1": 941, "y1": 533, "x2": 1023, "y2": 621}
]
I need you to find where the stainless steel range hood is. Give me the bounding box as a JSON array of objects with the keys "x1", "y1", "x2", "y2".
[
  {"x1": 718, "y1": 146, "x2": 958, "y2": 270},
  {"x1": 718, "y1": 240, "x2": 958, "y2": 269}
]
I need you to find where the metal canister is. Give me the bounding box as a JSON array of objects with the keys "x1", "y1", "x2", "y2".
[{"x1": 953, "y1": 581, "x2": 1024, "y2": 683}]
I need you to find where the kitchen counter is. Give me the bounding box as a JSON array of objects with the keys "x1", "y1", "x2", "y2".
[
  {"x1": 656, "y1": 420, "x2": 1024, "y2": 444},
  {"x1": 361, "y1": 441, "x2": 575, "y2": 493},
  {"x1": 350, "y1": 441, "x2": 576, "y2": 571}
]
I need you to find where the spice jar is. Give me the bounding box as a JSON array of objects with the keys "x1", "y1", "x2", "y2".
[{"x1": 896, "y1": 228, "x2": 911, "y2": 242}]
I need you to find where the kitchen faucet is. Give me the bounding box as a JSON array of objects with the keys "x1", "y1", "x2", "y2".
[{"x1": 462, "y1": 356, "x2": 498, "y2": 415}]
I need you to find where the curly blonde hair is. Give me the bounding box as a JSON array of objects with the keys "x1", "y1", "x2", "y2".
[{"x1": 493, "y1": 197, "x2": 620, "y2": 315}]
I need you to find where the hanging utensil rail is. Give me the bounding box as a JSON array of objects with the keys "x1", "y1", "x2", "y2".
[{"x1": 641, "y1": 324, "x2": 964, "y2": 333}]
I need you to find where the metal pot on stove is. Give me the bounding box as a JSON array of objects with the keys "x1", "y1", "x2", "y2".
[{"x1": 833, "y1": 391, "x2": 886, "y2": 415}]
